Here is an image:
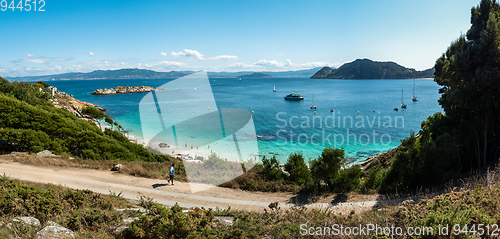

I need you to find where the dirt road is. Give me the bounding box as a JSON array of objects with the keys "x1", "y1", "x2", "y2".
[{"x1": 0, "y1": 158, "x2": 380, "y2": 213}]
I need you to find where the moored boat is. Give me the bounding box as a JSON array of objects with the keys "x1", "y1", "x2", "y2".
[{"x1": 284, "y1": 92, "x2": 304, "y2": 101}]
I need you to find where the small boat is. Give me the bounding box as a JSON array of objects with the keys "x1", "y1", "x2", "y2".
[
  {"x1": 310, "y1": 94, "x2": 316, "y2": 109},
  {"x1": 401, "y1": 89, "x2": 407, "y2": 108},
  {"x1": 330, "y1": 109, "x2": 334, "y2": 112},
  {"x1": 273, "y1": 85, "x2": 276, "y2": 92},
  {"x1": 412, "y1": 79, "x2": 418, "y2": 101},
  {"x1": 284, "y1": 92, "x2": 304, "y2": 101},
  {"x1": 393, "y1": 107, "x2": 399, "y2": 111}
]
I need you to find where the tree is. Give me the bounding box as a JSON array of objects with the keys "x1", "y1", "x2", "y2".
[
  {"x1": 284, "y1": 153, "x2": 311, "y2": 185},
  {"x1": 261, "y1": 156, "x2": 285, "y2": 180},
  {"x1": 434, "y1": 0, "x2": 500, "y2": 170},
  {"x1": 309, "y1": 146, "x2": 344, "y2": 189}
]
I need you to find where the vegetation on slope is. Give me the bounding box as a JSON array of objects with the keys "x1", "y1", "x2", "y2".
[
  {"x1": 0, "y1": 77, "x2": 174, "y2": 164},
  {"x1": 310, "y1": 59, "x2": 434, "y2": 79},
  {"x1": 379, "y1": 0, "x2": 500, "y2": 192},
  {"x1": 3, "y1": 168, "x2": 500, "y2": 238}
]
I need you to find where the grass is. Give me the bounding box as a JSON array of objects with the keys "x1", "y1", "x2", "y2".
[{"x1": 1, "y1": 165, "x2": 500, "y2": 238}]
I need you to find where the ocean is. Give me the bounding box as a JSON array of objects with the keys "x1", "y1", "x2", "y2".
[{"x1": 47, "y1": 77, "x2": 443, "y2": 164}]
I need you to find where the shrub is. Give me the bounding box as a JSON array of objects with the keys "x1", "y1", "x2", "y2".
[
  {"x1": 332, "y1": 166, "x2": 362, "y2": 193},
  {"x1": 309, "y1": 146, "x2": 344, "y2": 189},
  {"x1": 284, "y1": 152, "x2": 311, "y2": 185},
  {"x1": 261, "y1": 155, "x2": 285, "y2": 180}
]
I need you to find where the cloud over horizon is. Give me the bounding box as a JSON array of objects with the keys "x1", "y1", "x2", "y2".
[{"x1": 11, "y1": 55, "x2": 73, "y2": 64}]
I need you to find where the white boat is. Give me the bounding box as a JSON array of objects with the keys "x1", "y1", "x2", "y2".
[
  {"x1": 412, "y1": 79, "x2": 418, "y2": 101},
  {"x1": 401, "y1": 89, "x2": 407, "y2": 108},
  {"x1": 310, "y1": 94, "x2": 316, "y2": 109},
  {"x1": 284, "y1": 92, "x2": 304, "y2": 101},
  {"x1": 273, "y1": 85, "x2": 276, "y2": 92}
]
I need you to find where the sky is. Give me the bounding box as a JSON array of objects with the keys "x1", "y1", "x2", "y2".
[{"x1": 0, "y1": 0, "x2": 482, "y2": 77}]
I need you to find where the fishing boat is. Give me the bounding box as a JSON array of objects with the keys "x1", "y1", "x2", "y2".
[
  {"x1": 412, "y1": 79, "x2": 418, "y2": 101},
  {"x1": 310, "y1": 94, "x2": 316, "y2": 109},
  {"x1": 284, "y1": 92, "x2": 304, "y2": 101},
  {"x1": 401, "y1": 89, "x2": 407, "y2": 108},
  {"x1": 273, "y1": 85, "x2": 276, "y2": 92}
]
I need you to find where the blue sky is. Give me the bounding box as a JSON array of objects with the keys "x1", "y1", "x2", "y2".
[{"x1": 1, "y1": 0, "x2": 480, "y2": 77}]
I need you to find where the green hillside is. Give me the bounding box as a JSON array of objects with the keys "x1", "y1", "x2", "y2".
[
  {"x1": 311, "y1": 59, "x2": 434, "y2": 79},
  {"x1": 0, "y1": 77, "x2": 167, "y2": 162}
]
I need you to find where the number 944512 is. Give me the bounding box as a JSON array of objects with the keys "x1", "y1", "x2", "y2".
[{"x1": 1, "y1": 0, "x2": 45, "y2": 12}]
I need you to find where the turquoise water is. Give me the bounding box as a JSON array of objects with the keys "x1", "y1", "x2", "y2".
[{"x1": 48, "y1": 77, "x2": 443, "y2": 163}]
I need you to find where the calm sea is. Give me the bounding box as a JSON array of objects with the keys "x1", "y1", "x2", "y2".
[{"x1": 48, "y1": 77, "x2": 443, "y2": 164}]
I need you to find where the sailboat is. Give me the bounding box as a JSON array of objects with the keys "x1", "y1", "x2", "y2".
[
  {"x1": 273, "y1": 85, "x2": 276, "y2": 92},
  {"x1": 401, "y1": 89, "x2": 407, "y2": 108},
  {"x1": 310, "y1": 94, "x2": 316, "y2": 109},
  {"x1": 412, "y1": 79, "x2": 418, "y2": 101}
]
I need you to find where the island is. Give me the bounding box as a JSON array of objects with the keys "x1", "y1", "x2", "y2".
[
  {"x1": 310, "y1": 58, "x2": 434, "y2": 79},
  {"x1": 91, "y1": 86, "x2": 164, "y2": 95},
  {"x1": 238, "y1": 72, "x2": 273, "y2": 78}
]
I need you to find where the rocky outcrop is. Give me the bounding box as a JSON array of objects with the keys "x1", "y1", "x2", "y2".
[
  {"x1": 111, "y1": 164, "x2": 124, "y2": 171},
  {"x1": 47, "y1": 88, "x2": 106, "y2": 120},
  {"x1": 13, "y1": 216, "x2": 41, "y2": 227},
  {"x1": 36, "y1": 150, "x2": 57, "y2": 158},
  {"x1": 35, "y1": 225, "x2": 75, "y2": 239},
  {"x1": 91, "y1": 86, "x2": 164, "y2": 95}
]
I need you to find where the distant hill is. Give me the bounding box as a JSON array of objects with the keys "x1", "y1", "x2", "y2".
[
  {"x1": 7, "y1": 67, "x2": 324, "y2": 81},
  {"x1": 310, "y1": 59, "x2": 434, "y2": 79},
  {"x1": 208, "y1": 67, "x2": 323, "y2": 78},
  {"x1": 238, "y1": 72, "x2": 272, "y2": 78},
  {"x1": 7, "y1": 69, "x2": 192, "y2": 82}
]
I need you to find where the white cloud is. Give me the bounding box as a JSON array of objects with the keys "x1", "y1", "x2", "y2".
[
  {"x1": 255, "y1": 60, "x2": 284, "y2": 67},
  {"x1": 208, "y1": 55, "x2": 238, "y2": 60},
  {"x1": 184, "y1": 49, "x2": 204, "y2": 60},
  {"x1": 27, "y1": 54, "x2": 34, "y2": 57},
  {"x1": 171, "y1": 49, "x2": 204, "y2": 60},
  {"x1": 11, "y1": 56, "x2": 73, "y2": 64},
  {"x1": 89, "y1": 52, "x2": 95, "y2": 56},
  {"x1": 171, "y1": 51, "x2": 186, "y2": 57},
  {"x1": 160, "y1": 52, "x2": 168, "y2": 56},
  {"x1": 227, "y1": 62, "x2": 256, "y2": 69}
]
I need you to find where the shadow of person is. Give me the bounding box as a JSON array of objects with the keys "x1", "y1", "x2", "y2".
[{"x1": 152, "y1": 183, "x2": 169, "y2": 188}]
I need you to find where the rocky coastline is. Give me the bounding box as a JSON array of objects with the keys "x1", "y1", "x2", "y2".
[
  {"x1": 43, "y1": 86, "x2": 106, "y2": 120},
  {"x1": 91, "y1": 86, "x2": 164, "y2": 95}
]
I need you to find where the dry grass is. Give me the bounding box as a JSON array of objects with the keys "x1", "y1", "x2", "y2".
[{"x1": 0, "y1": 153, "x2": 187, "y2": 182}]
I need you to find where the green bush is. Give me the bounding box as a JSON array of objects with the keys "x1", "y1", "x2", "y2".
[
  {"x1": 309, "y1": 146, "x2": 344, "y2": 190},
  {"x1": 284, "y1": 152, "x2": 311, "y2": 185},
  {"x1": 332, "y1": 166, "x2": 362, "y2": 193},
  {"x1": 261, "y1": 155, "x2": 285, "y2": 180}
]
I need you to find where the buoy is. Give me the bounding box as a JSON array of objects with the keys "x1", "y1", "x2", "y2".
[
  {"x1": 314, "y1": 111, "x2": 316, "y2": 114},
  {"x1": 357, "y1": 111, "x2": 359, "y2": 114},
  {"x1": 252, "y1": 111, "x2": 254, "y2": 114},
  {"x1": 403, "y1": 108, "x2": 405, "y2": 111},
  {"x1": 208, "y1": 107, "x2": 210, "y2": 110},
  {"x1": 194, "y1": 88, "x2": 196, "y2": 91}
]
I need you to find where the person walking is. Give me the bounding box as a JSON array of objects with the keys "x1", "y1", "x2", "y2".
[{"x1": 167, "y1": 163, "x2": 175, "y2": 185}]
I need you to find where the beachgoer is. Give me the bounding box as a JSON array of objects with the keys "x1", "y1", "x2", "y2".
[{"x1": 167, "y1": 163, "x2": 175, "y2": 185}]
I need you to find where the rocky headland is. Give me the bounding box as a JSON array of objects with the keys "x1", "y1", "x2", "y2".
[
  {"x1": 91, "y1": 86, "x2": 164, "y2": 95},
  {"x1": 42, "y1": 86, "x2": 106, "y2": 120}
]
